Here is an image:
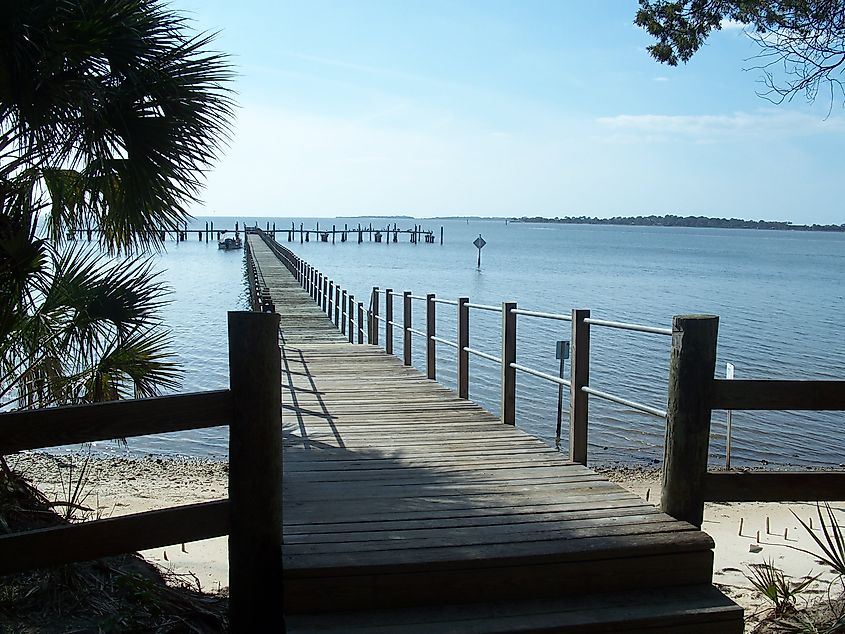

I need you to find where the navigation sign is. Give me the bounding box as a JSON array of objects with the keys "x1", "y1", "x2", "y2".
[
  {"x1": 556, "y1": 340, "x2": 570, "y2": 360},
  {"x1": 474, "y1": 234, "x2": 486, "y2": 269}
]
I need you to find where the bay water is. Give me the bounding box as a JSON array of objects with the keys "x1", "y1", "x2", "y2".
[{"x1": 98, "y1": 216, "x2": 844, "y2": 469}]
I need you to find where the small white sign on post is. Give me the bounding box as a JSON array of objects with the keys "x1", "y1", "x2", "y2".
[{"x1": 725, "y1": 362, "x2": 735, "y2": 469}]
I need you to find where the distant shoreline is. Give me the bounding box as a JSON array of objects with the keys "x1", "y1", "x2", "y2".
[{"x1": 511, "y1": 214, "x2": 845, "y2": 232}]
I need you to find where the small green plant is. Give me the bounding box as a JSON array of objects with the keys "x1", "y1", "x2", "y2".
[
  {"x1": 745, "y1": 559, "x2": 819, "y2": 616},
  {"x1": 792, "y1": 504, "x2": 845, "y2": 578}
]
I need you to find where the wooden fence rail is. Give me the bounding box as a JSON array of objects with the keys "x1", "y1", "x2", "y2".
[
  {"x1": 0, "y1": 311, "x2": 283, "y2": 632},
  {"x1": 252, "y1": 229, "x2": 845, "y2": 528}
]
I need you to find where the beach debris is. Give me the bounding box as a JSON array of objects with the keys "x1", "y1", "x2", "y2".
[
  {"x1": 750, "y1": 544, "x2": 763, "y2": 553},
  {"x1": 756, "y1": 530, "x2": 761, "y2": 543},
  {"x1": 739, "y1": 517, "x2": 744, "y2": 536},
  {"x1": 182, "y1": 543, "x2": 188, "y2": 553},
  {"x1": 164, "y1": 550, "x2": 169, "y2": 561},
  {"x1": 645, "y1": 488, "x2": 650, "y2": 502},
  {"x1": 766, "y1": 516, "x2": 771, "y2": 534}
]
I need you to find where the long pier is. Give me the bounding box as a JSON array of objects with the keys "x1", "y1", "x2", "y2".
[{"x1": 247, "y1": 232, "x2": 743, "y2": 632}]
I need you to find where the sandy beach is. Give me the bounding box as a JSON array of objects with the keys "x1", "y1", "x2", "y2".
[{"x1": 9, "y1": 452, "x2": 844, "y2": 632}]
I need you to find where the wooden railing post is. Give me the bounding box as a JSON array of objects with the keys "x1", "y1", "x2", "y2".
[
  {"x1": 426, "y1": 293, "x2": 436, "y2": 380},
  {"x1": 334, "y1": 286, "x2": 340, "y2": 326},
  {"x1": 501, "y1": 302, "x2": 517, "y2": 425},
  {"x1": 370, "y1": 287, "x2": 379, "y2": 345},
  {"x1": 358, "y1": 302, "x2": 364, "y2": 344},
  {"x1": 569, "y1": 309, "x2": 590, "y2": 465},
  {"x1": 403, "y1": 291, "x2": 412, "y2": 366},
  {"x1": 385, "y1": 289, "x2": 394, "y2": 355},
  {"x1": 341, "y1": 289, "x2": 347, "y2": 335},
  {"x1": 661, "y1": 315, "x2": 719, "y2": 528},
  {"x1": 227, "y1": 311, "x2": 283, "y2": 632},
  {"x1": 317, "y1": 273, "x2": 323, "y2": 305},
  {"x1": 322, "y1": 276, "x2": 328, "y2": 313},
  {"x1": 457, "y1": 297, "x2": 469, "y2": 399},
  {"x1": 328, "y1": 280, "x2": 334, "y2": 318},
  {"x1": 348, "y1": 294, "x2": 355, "y2": 343}
]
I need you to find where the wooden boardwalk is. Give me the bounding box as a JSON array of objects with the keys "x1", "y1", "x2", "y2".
[{"x1": 248, "y1": 234, "x2": 743, "y2": 632}]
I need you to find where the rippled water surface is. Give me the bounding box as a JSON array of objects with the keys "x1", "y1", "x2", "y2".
[{"x1": 114, "y1": 216, "x2": 844, "y2": 468}]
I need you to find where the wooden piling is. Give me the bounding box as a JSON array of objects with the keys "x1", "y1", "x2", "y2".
[
  {"x1": 661, "y1": 315, "x2": 719, "y2": 529},
  {"x1": 457, "y1": 297, "x2": 470, "y2": 399},
  {"x1": 426, "y1": 294, "x2": 436, "y2": 380},
  {"x1": 300, "y1": 223, "x2": 304, "y2": 244},
  {"x1": 227, "y1": 311, "x2": 283, "y2": 632},
  {"x1": 570, "y1": 309, "x2": 590, "y2": 465},
  {"x1": 385, "y1": 289, "x2": 394, "y2": 355},
  {"x1": 501, "y1": 302, "x2": 517, "y2": 426}
]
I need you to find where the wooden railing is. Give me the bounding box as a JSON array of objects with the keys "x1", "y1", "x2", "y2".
[
  {"x1": 0, "y1": 311, "x2": 283, "y2": 632},
  {"x1": 254, "y1": 232, "x2": 845, "y2": 529}
]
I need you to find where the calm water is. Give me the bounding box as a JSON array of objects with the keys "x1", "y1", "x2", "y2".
[{"x1": 102, "y1": 216, "x2": 844, "y2": 469}]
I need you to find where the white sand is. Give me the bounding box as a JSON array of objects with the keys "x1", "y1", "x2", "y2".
[{"x1": 11, "y1": 452, "x2": 845, "y2": 632}]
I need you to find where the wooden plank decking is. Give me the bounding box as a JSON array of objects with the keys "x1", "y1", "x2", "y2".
[{"x1": 248, "y1": 234, "x2": 743, "y2": 632}]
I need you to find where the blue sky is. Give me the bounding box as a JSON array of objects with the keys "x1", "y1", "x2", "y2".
[{"x1": 181, "y1": 1, "x2": 844, "y2": 223}]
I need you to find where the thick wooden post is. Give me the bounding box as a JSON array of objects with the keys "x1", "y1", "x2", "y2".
[
  {"x1": 334, "y1": 286, "x2": 340, "y2": 326},
  {"x1": 501, "y1": 302, "x2": 517, "y2": 425},
  {"x1": 569, "y1": 309, "x2": 590, "y2": 465},
  {"x1": 322, "y1": 277, "x2": 329, "y2": 313},
  {"x1": 457, "y1": 297, "x2": 469, "y2": 399},
  {"x1": 426, "y1": 294, "x2": 436, "y2": 380},
  {"x1": 385, "y1": 289, "x2": 394, "y2": 355},
  {"x1": 348, "y1": 294, "x2": 355, "y2": 343},
  {"x1": 403, "y1": 291, "x2": 412, "y2": 366},
  {"x1": 358, "y1": 302, "x2": 364, "y2": 344},
  {"x1": 341, "y1": 290, "x2": 347, "y2": 335},
  {"x1": 661, "y1": 315, "x2": 719, "y2": 528},
  {"x1": 328, "y1": 281, "x2": 335, "y2": 320},
  {"x1": 317, "y1": 273, "x2": 323, "y2": 305},
  {"x1": 370, "y1": 288, "x2": 379, "y2": 345},
  {"x1": 227, "y1": 312, "x2": 283, "y2": 632}
]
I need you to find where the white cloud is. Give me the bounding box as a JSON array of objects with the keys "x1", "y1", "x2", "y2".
[
  {"x1": 653, "y1": 76, "x2": 670, "y2": 82},
  {"x1": 595, "y1": 110, "x2": 845, "y2": 143},
  {"x1": 720, "y1": 19, "x2": 747, "y2": 31}
]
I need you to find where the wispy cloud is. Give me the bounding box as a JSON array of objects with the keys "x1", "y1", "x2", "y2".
[
  {"x1": 653, "y1": 76, "x2": 670, "y2": 82},
  {"x1": 720, "y1": 19, "x2": 747, "y2": 31},
  {"x1": 596, "y1": 110, "x2": 845, "y2": 143}
]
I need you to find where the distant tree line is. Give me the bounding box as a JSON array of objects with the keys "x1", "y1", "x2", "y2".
[{"x1": 512, "y1": 215, "x2": 845, "y2": 232}]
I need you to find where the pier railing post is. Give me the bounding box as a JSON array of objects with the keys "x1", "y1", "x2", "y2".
[
  {"x1": 426, "y1": 294, "x2": 436, "y2": 380},
  {"x1": 227, "y1": 311, "x2": 283, "y2": 632},
  {"x1": 341, "y1": 290, "x2": 347, "y2": 335},
  {"x1": 358, "y1": 302, "x2": 364, "y2": 344},
  {"x1": 403, "y1": 291, "x2": 412, "y2": 366},
  {"x1": 348, "y1": 294, "x2": 355, "y2": 343},
  {"x1": 501, "y1": 302, "x2": 517, "y2": 425},
  {"x1": 661, "y1": 315, "x2": 719, "y2": 529},
  {"x1": 570, "y1": 309, "x2": 590, "y2": 465},
  {"x1": 385, "y1": 289, "x2": 394, "y2": 355},
  {"x1": 370, "y1": 288, "x2": 379, "y2": 345},
  {"x1": 328, "y1": 280, "x2": 334, "y2": 318},
  {"x1": 457, "y1": 297, "x2": 469, "y2": 399},
  {"x1": 334, "y1": 286, "x2": 340, "y2": 327},
  {"x1": 317, "y1": 273, "x2": 323, "y2": 306}
]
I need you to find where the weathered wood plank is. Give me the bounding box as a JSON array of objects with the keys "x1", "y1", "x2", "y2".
[
  {"x1": 0, "y1": 501, "x2": 228, "y2": 575},
  {"x1": 711, "y1": 378, "x2": 845, "y2": 410},
  {"x1": 704, "y1": 470, "x2": 845, "y2": 502},
  {"x1": 0, "y1": 390, "x2": 232, "y2": 454}
]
